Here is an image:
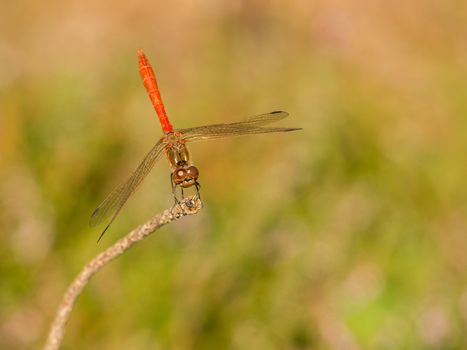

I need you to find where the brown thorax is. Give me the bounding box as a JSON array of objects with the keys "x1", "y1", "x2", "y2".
[{"x1": 165, "y1": 132, "x2": 199, "y2": 188}]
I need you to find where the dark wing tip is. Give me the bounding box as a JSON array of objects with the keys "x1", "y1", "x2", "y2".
[
  {"x1": 277, "y1": 127, "x2": 302, "y2": 133},
  {"x1": 271, "y1": 110, "x2": 289, "y2": 116},
  {"x1": 97, "y1": 224, "x2": 110, "y2": 243},
  {"x1": 96, "y1": 224, "x2": 111, "y2": 243}
]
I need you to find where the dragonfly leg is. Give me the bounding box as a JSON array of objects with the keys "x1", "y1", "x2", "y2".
[
  {"x1": 183, "y1": 182, "x2": 201, "y2": 209},
  {"x1": 187, "y1": 181, "x2": 202, "y2": 209},
  {"x1": 170, "y1": 174, "x2": 191, "y2": 215},
  {"x1": 170, "y1": 174, "x2": 181, "y2": 206},
  {"x1": 195, "y1": 181, "x2": 201, "y2": 201}
]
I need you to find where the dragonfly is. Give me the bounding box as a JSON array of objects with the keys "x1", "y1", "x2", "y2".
[{"x1": 90, "y1": 49, "x2": 301, "y2": 241}]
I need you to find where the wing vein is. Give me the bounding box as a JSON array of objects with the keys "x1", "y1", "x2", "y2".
[{"x1": 90, "y1": 139, "x2": 166, "y2": 239}]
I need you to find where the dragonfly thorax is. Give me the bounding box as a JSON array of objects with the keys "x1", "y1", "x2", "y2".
[
  {"x1": 164, "y1": 132, "x2": 199, "y2": 188},
  {"x1": 166, "y1": 142, "x2": 190, "y2": 170}
]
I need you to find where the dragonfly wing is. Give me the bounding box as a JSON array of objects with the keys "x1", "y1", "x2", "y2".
[
  {"x1": 90, "y1": 139, "x2": 166, "y2": 241},
  {"x1": 178, "y1": 111, "x2": 301, "y2": 141},
  {"x1": 180, "y1": 126, "x2": 302, "y2": 141},
  {"x1": 232, "y1": 110, "x2": 289, "y2": 126}
]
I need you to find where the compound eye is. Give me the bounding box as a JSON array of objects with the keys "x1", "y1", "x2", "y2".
[
  {"x1": 186, "y1": 166, "x2": 199, "y2": 180},
  {"x1": 172, "y1": 168, "x2": 187, "y2": 184}
]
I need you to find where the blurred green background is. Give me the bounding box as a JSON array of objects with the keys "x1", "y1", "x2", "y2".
[{"x1": 1, "y1": 1, "x2": 467, "y2": 349}]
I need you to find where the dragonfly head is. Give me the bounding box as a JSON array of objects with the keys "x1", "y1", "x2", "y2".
[{"x1": 172, "y1": 165, "x2": 199, "y2": 188}]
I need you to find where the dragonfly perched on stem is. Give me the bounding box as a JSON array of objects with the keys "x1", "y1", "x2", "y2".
[{"x1": 90, "y1": 49, "x2": 301, "y2": 241}]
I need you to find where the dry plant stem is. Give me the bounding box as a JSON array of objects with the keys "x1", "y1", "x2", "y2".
[{"x1": 43, "y1": 196, "x2": 202, "y2": 350}]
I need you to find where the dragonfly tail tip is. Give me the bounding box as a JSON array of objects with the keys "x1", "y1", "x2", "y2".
[{"x1": 137, "y1": 48, "x2": 146, "y2": 59}]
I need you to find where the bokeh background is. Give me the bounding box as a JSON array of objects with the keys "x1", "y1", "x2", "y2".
[{"x1": 1, "y1": 0, "x2": 467, "y2": 349}]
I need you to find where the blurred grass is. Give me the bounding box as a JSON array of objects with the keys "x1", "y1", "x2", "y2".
[{"x1": 1, "y1": 0, "x2": 467, "y2": 349}]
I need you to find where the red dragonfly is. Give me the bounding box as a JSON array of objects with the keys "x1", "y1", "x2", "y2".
[{"x1": 91, "y1": 49, "x2": 300, "y2": 241}]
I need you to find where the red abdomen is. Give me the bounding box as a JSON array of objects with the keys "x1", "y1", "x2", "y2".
[{"x1": 138, "y1": 49, "x2": 173, "y2": 133}]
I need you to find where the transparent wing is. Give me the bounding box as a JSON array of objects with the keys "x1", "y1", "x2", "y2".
[
  {"x1": 90, "y1": 139, "x2": 166, "y2": 241},
  {"x1": 227, "y1": 110, "x2": 290, "y2": 126},
  {"x1": 177, "y1": 111, "x2": 301, "y2": 141}
]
